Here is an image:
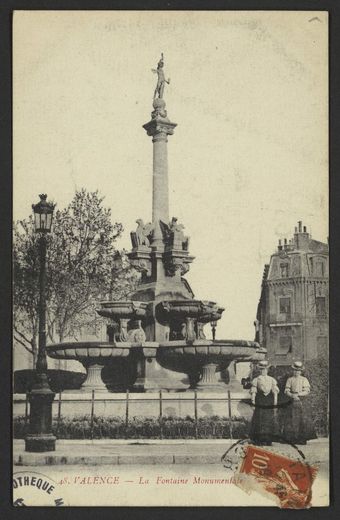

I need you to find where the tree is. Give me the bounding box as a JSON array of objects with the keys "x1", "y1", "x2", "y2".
[
  {"x1": 13, "y1": 217, "x2": 40, "y2": 366},
  {"x1": 13, "y1": 189, "x2": 138, "y2": 366}
]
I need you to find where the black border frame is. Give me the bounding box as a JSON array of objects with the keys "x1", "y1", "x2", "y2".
[{"x1": 1, "y1": 1, "x2": 339, "y2": 518}]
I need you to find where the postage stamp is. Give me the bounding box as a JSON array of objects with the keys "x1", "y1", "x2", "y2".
[{"x1": 221, "y1": 440, "x2": 318, "y2": 508}]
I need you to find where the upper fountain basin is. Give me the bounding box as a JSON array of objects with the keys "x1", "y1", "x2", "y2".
[
  {"x1": 96, "y1": 300, "x2": 149, "y2": 320},
  {"x1": 157, "y1": 299, "x2": 224, "y2": 323}
]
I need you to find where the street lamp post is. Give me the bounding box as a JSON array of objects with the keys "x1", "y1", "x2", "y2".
[{"x1": 25, "y1": 194, "x2": 56, "y2": 452}]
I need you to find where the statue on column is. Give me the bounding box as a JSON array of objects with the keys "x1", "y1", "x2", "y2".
[
  {"x1": 249, "y1": 360, "x2": 280, "y2": 446},
  {"x1": 152, "y1": 53, "x2": 170, "y2": 100},
  {"x1": 282, "y1": 361, "x2": 316, "y2": 445}
]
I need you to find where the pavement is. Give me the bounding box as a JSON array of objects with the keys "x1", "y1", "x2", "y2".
[{"x1": 13, "y1": 438, "x2": 329, "y2": 466}]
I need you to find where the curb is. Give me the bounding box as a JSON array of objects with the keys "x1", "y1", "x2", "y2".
[{"x1": 14, "y1": 454, "x2": 222, "y2": 466}]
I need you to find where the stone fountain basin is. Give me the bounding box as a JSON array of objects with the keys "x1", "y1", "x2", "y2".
[
  {"x1": 157, "y1": 299, "x2": 224, "y2": 323},
  {"x1": 157, "y1": 340, "x2": 266, "y2": 373},
  {"x1": 46, "y1": 341, "x2": 131, "y2": 362},
  {"x1": 96, "y1": 300, "x2": 149, "y2": 320}
]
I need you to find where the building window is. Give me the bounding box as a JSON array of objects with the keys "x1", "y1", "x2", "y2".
[
  {"x1": 277, "y1": 335, "x2": 292, "y2": 355},
  {"x1": 316, "y1": 297, "x2": 326, "y2": 316},
  {"x1": 279, "y1": 297, "x2": 291, "y2": 316},
  {"x1": 315, "y1": 260, "x2": 325, "y2": 277},
  {"x1": 280, "y1": 263, "x2": 289, "y2": 278}
]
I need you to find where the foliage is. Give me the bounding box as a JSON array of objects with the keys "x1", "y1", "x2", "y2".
[
  {"x1": 13, "y1": 217, "x2": 40, "y2": 364},
  {"x1": 13, "y1": 414, "x2": 250, "y2": 440},
  {"x1": 13, "y1": 189, "x2": 138, "y2": 363},
  {"x1": 304, "y1": 354, "x2": 329, "y2": 436},
  {"x1": 267, "y1": 358, "x2": 329, "y2": 437}
]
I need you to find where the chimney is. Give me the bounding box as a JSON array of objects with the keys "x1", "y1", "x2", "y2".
[
  {"x1": 294, "y1": 221, "x2": 310, "y2": 251},
  {"x1": 278, "y1": 239, "x2": 282, "y2": 251},
  {"x1": 284, "y1": 238, "x2": 288, "y2": 250}
]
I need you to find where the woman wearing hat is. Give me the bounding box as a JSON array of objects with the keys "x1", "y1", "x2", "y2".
[
  {"x1": 249, "y1": 360, "x2": 280, "y2": 446},
  {"x1": 282, "y1": 361, "x2": 316, "y2": 444}
]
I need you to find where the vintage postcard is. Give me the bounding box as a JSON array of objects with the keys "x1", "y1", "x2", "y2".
[{"x1": 12, "y1": 10, "x2": 329, "y2": 507}]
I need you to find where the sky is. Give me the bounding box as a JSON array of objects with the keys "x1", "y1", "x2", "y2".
[{"x1": 13, "y1": 10, "x2": 328, "y2": 340}]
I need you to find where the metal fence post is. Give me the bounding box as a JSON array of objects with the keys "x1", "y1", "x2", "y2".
[
  {"x1": 90, "y1": 390, "x2": 95, "y2": 439},
  {"x1": 125, "y1": 389, "x2": 129, "y2": 439},
  {"x1": 194, "y1": 391, "x2": 198, "y2": 439},
  {"x1": 24, "y1": 393, "x2": 29, "y2": 434},
  {"x1": 159, "y1": 390, "x2": 163, "y2": 439},
  {"x1": 56, "y1": 392, "x2": 62, "y2": 435},
  {"x1": 227, "y1": 390, "x2": 233, "y2": 440}
]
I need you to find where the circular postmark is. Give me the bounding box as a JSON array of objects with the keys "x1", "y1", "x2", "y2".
[{"x1": 13, "y1": 471, "x2": 69, "y2": 507}]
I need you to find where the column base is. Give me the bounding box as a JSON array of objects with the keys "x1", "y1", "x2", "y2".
[
  {"x1": 194, "y1": 383, "x2": 228, "y2": 392},
  {"x1": 25, "y1": 434, "x2": 56, "y2": 452}
]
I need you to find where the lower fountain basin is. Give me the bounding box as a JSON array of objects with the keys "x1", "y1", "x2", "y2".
[
  {"x1": 157, "y1": 340, "x2": 264, "y2": 370},
  {"x1": 47, "y1": 341, "x2": 133, "y2": 392},
  {"x1": 47, "y1": 341, "x2": 131, "y2": 361},
  {"x1": 46, "y1": 340, "x2": 266, "y2": 393},
  {"x1": 157, "y1": 340, "x2": 266, "y2": 391}
]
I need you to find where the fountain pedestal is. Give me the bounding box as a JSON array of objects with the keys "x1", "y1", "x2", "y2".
[
  {"x1": 196, "y1": 363, "x2": 226, "y2": 392},
  {"x1": 132, "y1": 346, "x2": 188, "y2": 392},
  {"x1": 82, "y1": 363, "x2": 107, "y2": 392}
]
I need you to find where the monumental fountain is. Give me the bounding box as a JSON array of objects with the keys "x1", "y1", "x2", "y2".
[{"x1": 47, "y1": 55, "x2": 266, "y2": 392}]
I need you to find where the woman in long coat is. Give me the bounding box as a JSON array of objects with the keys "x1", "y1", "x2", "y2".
[
  {"x1": 249, "y1": 360, "x2": 280, "y2": 445},
  {"x1": 282, "y1": 361, "x2": 316, "y2": 444}
]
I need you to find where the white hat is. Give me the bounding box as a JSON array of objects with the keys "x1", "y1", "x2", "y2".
[
  {"x1": 258, "y1": 360, "x2": 269, "y2": 369},
  {"x1": 292, "y1": 361, "x2": 304, "y2": 371}
]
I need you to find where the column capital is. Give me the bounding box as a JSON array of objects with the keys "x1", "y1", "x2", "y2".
[{"x1": 143, "y1": 118, "x2": 177, "y2": 140}]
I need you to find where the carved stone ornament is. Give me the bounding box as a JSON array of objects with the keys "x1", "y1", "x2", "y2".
[
  {"x1": 182, "y1": 317, "x2": 196, "y2": 342},
  {"x1": 164, "y1": 256, "x2": 191, "y2": 277},
  {"x1": 130, "y1": 257, "x2": 152, "y2": 277},
  {"x1": 143, "y1": 119, "x2": 177, "y2": 139},
  {"x1": 180, "y1": 263, "x2": 190, "y2": 276},
  {"x1": 160, "y1": 218, "x2": 189, "y2": 251},
  {"x1": 196, "y1": 322, "x2": 206, "y2": 340},
  {"x1": 128, "y1": 320, "x2": 146, "y2": 343},
  {"x1": 151, "y1": 98, "x2": 167, "y2": 119},
  {"x1": 131, "y1": 219, "x2": 154, "y2": 249},
  {"x1": 118, "y1": 318, "x2": 129, "y2": 342}
]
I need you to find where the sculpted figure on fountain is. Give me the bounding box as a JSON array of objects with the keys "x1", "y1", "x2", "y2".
[{"x1": 131, "y1": 219, "x2": 154, "y2": 249}]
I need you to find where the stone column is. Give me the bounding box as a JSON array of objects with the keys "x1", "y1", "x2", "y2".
[
  {"x1": 152, "y1": 133, "x2": 169, "y2": 224},
  {"x1": 143, "y1": 102, "x2": 177, "y2": 250}
]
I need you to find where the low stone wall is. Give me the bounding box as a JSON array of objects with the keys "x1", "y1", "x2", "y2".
[{"x1": 13, "y1": 391, "x2": 253, "y2": 420}]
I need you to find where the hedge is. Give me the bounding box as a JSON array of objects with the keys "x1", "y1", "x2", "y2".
[{"x1": 14, "y1": 415, "x2": 250, "y2": 440}]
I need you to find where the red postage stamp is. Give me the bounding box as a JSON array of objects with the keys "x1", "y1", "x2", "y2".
[{"x1": 236, "y1": 445, "x2": 318, "y2": 509}]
